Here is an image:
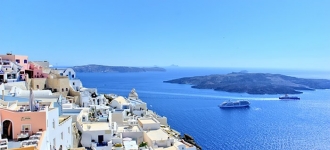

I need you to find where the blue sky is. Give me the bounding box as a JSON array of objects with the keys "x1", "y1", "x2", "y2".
[{"x1": 0, "y1": 0, "x2": 329, "y2": 70}]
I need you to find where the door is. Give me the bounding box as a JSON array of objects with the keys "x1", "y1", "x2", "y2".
[
  {"x1": 98, "y1": 135, "x2": 104, "y2": 143},
  {"x1": 2, "y1": 120, "x2": 13, "y2": 140},
  {"x1": 0, "y1": 75, "x2": 3, "y2": 82}
]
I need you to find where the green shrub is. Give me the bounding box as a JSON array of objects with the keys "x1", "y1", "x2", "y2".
[{"x1": 139, "y1": 142, "x2": 148, "y2": 147}]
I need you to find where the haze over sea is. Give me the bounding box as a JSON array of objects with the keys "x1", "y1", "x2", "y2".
[{"x1": 77, "y1": 67, "x2": 330, "y2": 150}]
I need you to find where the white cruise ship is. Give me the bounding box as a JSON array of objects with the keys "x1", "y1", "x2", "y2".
[{"x1": 219, "y1": 100, "x2": 250, "y2": 108}]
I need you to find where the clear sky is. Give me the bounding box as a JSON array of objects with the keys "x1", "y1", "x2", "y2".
[{"x1": 0, "y1": 0, "x2": 329, "y2": 70}]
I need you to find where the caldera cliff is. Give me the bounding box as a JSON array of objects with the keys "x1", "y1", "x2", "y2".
[{"x1": 164, "y1": 72, "x2": 330, "y2": 94}]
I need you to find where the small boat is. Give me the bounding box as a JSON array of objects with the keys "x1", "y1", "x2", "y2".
[
  {"x1": 279, "y1": 94, "x2": 300, "y2": 100},
  {"x1": 219, "y1": 100, "x2": 250, "y2": 108}
]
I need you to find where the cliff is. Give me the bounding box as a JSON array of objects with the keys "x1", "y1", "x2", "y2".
[
  {"x1": 164, "y1": 72, "x2": 330, "y2": 94},
  {"x1": 72, "y1": 64, "x2": 166, "y2": 73}
]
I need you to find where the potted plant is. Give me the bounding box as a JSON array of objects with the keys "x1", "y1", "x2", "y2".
[
  {"x1": 139, "y1": 142, "x2": 148, "y2": 150},
  {"x1": 114, "y1": 143, "x2": 123, "y2": 150}
]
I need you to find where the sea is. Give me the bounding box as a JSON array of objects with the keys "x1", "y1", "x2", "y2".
[{"x1": 77, "y1": 67, "x2": 330, "y2": 150}]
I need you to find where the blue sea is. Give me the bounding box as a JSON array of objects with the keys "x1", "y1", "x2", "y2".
[{"x1": 78, "y1": 67, "x2": 330, "y2": 150}]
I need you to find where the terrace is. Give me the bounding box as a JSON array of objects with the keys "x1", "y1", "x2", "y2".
[
  {"x1": 8, "y1": 131, "x2": 45, "y2": 150},
  {"x1": 14, "y1": 102, "x2": 51, "y2": 112},
  {"x1": 81, "y1": 122, "x2": 111, "y2": 131},
  {"x1": 117, "y1": 125, "x2": 142, "y2": 133}
]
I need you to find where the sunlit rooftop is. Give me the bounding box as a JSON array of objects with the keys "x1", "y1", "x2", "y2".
[
  {"x1": 117, "y1": 125, "x2": 141, "y2": 132},
  {"x1": 138, "y1": 118, "x2": 157, "y2": 125},
  {"x1": 81, "y1": 122, "x2": 110, "y2": 131},
  {"x1": 146, "y1": 129, "x2": 169, "y2": 141}
]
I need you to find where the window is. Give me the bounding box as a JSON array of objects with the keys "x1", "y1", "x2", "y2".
[
  {"x1": 36, "y1": 85, "x2": 39, "y2": 89},
  {"x1": 53, "y1": 119, "x2": 55, "y2": 129},
  {"x1": 66, "y1": 88, "x2": 68, "y2": 91},
  {"x1": 53, "y1": 138, "x2": 56, "y2": 148},
  {"x1": 22, "y1": 124, "x2": 31, "y2": 131},
  {"x1": 16, "y1": 59, "x2": 20, "y2": 63},
  {"x1": 68, "y1": 127, "x2": 70, "y2": 134},
  {"x1": 62, "y1": 88, "x2": 64, "y2": 92},
  {"x1": 44, "y1": 84, "x2": 47, "y2": 89},
  {"x1": 73, "y1": 82, "x2": 75, "y2": 85},
  {"x1": 24, "y1": 59, "x2": 28, "y2": 63},
  {"x1": 61, "y1": 132, "x2": 63, "y2": 139}
]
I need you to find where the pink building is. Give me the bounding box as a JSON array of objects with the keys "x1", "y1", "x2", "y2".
[
  {"x1": 0, "y1": 53, "x2": 29, "y2": 72},
  {"x1": 0, "y1": 106, "x2": 47, "y2": 140},
  {"x1": 28, "y1": 63, "x2": 49, "y2": 78},
  {"x1": 0, "y1": 99, "x2": 73, "y2": 150}
]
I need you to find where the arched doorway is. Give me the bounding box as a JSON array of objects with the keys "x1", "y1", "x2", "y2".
[{"x1": 2, "y1": 120, "x2": 13, "y2": 140}]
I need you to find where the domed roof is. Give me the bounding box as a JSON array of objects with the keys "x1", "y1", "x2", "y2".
[
  {"x1": 128, "y1": 88, "x2": 138, "y2": 99},
  {"x1": 114, "y1": 96, "x2": 128, "y2": 104}
]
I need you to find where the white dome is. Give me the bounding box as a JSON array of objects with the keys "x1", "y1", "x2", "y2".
[{"x1": 128, "y1": 88, "x2": 138, "y2": 99}]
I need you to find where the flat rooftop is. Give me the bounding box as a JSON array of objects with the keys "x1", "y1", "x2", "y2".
[
  {"x1": 117, "y1": 125, "x2": 141, "y2": 132},
  {"x1": 123, "y1": 141, "x2": 138, "y2": 150},
  {"x1": 14, "y1": 103, "x2": 50, "y2": 112},
  {"x1": 139, "y1": 119, "x2": 157, "y2": 124},
  {"x1": 82, "y1": 122, "x2": 110, "y2": 131},
  {"x1": 146, "y1": 129, "x2": 169, "y2": 141}
]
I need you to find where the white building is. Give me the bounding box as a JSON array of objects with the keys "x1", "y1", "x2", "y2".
[
  {"x1": 0, "y1": 60, "x2": 22, "y2": 83},
  {"x1": 79, "y1": 88, "x2": 105, "y2": 107},
  {"x1": 110, "y1": 96, "x2": 130, "y2": 110},
  {"x1": 76, "y1": 108, "x2": 113, "y2": 149}
]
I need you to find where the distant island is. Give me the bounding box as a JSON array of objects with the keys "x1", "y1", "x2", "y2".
[
  {"x1": 169, "y1": 64, "x2": 179, "y2": 67},
  {"x1": 164, "y1": 72, "x2": 330, "y2": 94},
  {"x1": 72, "y1": 64, "x2": 166, "y2": 73}
]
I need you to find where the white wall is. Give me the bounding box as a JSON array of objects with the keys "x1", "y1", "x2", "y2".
[
  {"x1": 58, "y1": 117, "x2": 73, "y2": 149},
  {"x1": 80, "y1": 91, "x2": 90, "y2": 107},
  {"x1": 110, "y1": 100, "x2": 121, "y2": 109},
  {"x1": 81, "y1": 130, "x2": 112, "y2": 147},
  {"x1": 60, "y1": 68, "x2": 76, "y2": 80},
  {"x1": 46, "y1": 108, "x2": 73, "y2": 150},
  {"x1": 112, "y1": 111, "x2": 124, "y2": 125},
  {"x1": 69, "y1": 79, "x2": 82, "y2": 91},
  {"x1": 155, "y1": 117, "x2": 168, "y2": 126},
  {"x1": 142, "y1": 123, "x2": 160, "y2": 130},
  {"x1": 132, "y1": 110, "x2": 144, "y2": 116},
  {"x1": 0, "y1": 83, "x2": 4, "y2": 91},
  {"x1": 122, "y1": 132, "x2": 144, "y2": 144},
  {"x1": 39, "y1": 133, "x2": 49, "y2": 150},
  {"x1": 139, "y1": 118, "x2": 160, "y2": 130}
]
